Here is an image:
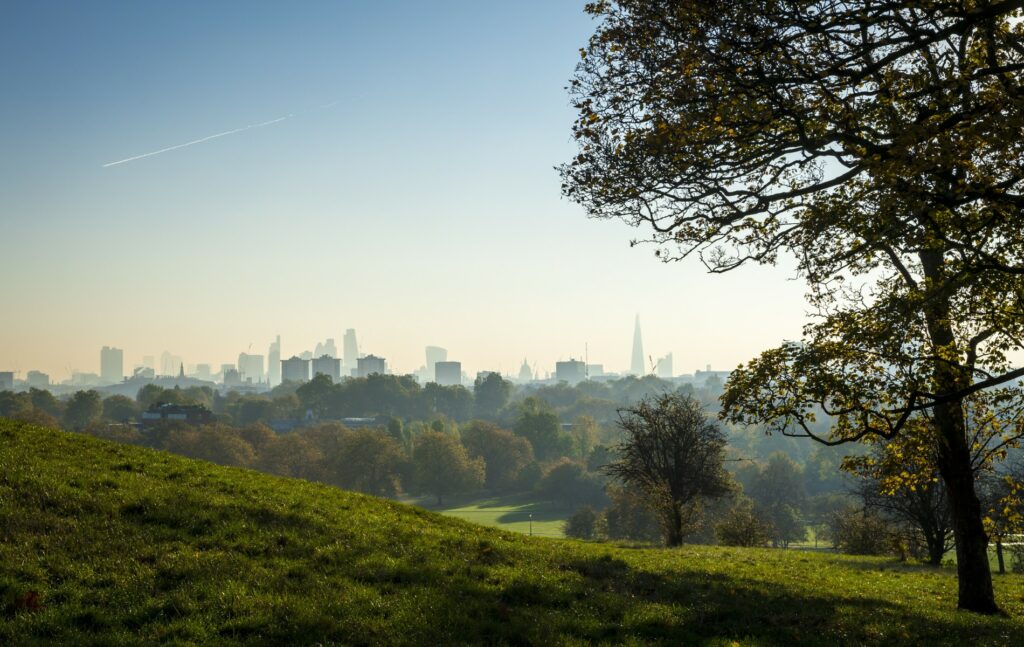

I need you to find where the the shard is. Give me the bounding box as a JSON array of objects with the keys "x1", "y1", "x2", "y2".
[{"x1": 630, "y1": 314, "x2": 645, "y2": 376}]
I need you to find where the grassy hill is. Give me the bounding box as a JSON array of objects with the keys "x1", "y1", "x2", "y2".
[{"x1": 1, "y1": 420, "x2": 1022, "y2": 645}]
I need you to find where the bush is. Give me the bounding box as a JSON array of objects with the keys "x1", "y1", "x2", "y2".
[
  {"x1": 536, "y1": 458, "x2": 607, "y2": 509},
  {"x1": 565, "y1": 506, "x2": 599, "y2": 540},
  {"x1": 715, "y1": 498, "x2": 771, "y2": 547},
  {"x1": 828, "y1": 508, "x2": 894, "y2": 556},
  {"x1": 602, "y1": 485, "x2": 662, "y2": 543}
]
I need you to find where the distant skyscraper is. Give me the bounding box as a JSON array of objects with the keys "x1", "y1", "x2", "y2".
[
  {"x1": 656, "y1": 353, "x2": 674, "y2": 379},
  {"x1": 312, "y1": 355, "x2": 342, "y2": 382},
  {"x1": 315, "y1": 338, "x2": 338, "y2": 359},
  {"x1": 26, "y1": 370, "x2": 49, "y2": 388},
  {"x1": 237, "y1": 353, "x2": 265, "y2": 384},
  {"x1": 425, "y1": 346, "x2": 447, "y2": 376},
  {"x1": 0, "y1": 372, "x2": 13, "y2": 391},
  {"x1": 344, "y1": 329, "x2": 359, "y2": 370},
  {"x1": 357, "y1": 355, "x2": 386, "y2": 378},
  {"x1": 194, "y1": 364, "x2": 212, "y2": 381},
  {"x1": 268, "y1": 335, "x2": 281, "y2": 387},
  {"x1": 160, "y1": 352, "x2": 182, "y2": 377},
  {"x1": 281, "y1": 356, "x2": 310, "y2": 383},
  {"x1": 630, "y1": 315, "x2": 645, "y2": 376},
  {"x1": 555, "y1": 359, "x2": 587, "y2": 385},
  {"x1": 100, "y1": 346, "x2": 124, "y2": 384},
  {"x1": 434, "y1": 360, "x2": 461, "y2": 386}
]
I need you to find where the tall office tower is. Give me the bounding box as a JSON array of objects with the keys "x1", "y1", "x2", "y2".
[
  {"x1": 311, "y1": 355, "x2": 342, "y2": 381},
  {"x1": 159, "y1": 352, "x2": 182, "y2": 377},
  {"x1": 425, "y1": 346, "x2": 448, "y2": 376},
  {"x1": 315, "y1": 338, "x2": 339, "y2": 359},
  {"x1": 237, "y1": 353, "x2": 265, "y2": 384},
  {"x1": 100, "y1": 346, "x2": 124, "y2": 384},
  {"x1": 268, "y1": 335, "x2": 281, "y2": 387},
  {"x1": 281, "y1": 356, "x2": 311, "y2": 383},
  {"x1": 555, "y1": 359, "x2": 587, "y2": 385},
  {"x1": 194, "y1": 364, "x2": 212, "y2": 381},
  {"x1": 26, "y1": 370, "x2": 49, "y2": 388},
  {"x1": 356, "y1": 355, "x2": 386, "y2": 378},
  {"x1": 434, "y1": 360, "x2": 461, "y2": 386},
  {"x1": 343, "y1": 329, "x2": 359, "y2": 371},
  {"x1": 656, "y1": 353, "x2": 674, "y2": 379},
  {"x1": 160, "y1": 351, "x2": 173, "y2": 376},
  {"x1": 630, "y1": 315, "x2": 645, "y2": 376}
]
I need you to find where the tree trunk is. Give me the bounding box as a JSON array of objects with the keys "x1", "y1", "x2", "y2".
[
  {"x1": 919, "y1": 249, "x2": 999, "y2": 614},
  {"x1": 664, "y1": 505, "x2": 683, "y2": 547},
  {"x1": 919, "y1": 512, "x2": 947, "y2": 566},
  {"x1": 925, "y1": 531, "x2": 946, "y2": 567},
  {"x1": 934, "y1": 402, "x2": 998, "y2": 613},
  {"x1": 996, "y1": 539, "x2": 1005, "y2": 575}
]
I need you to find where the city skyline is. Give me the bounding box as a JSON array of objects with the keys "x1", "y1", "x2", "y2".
[
  {"x1": 1, "y1": 2, "x2": 812, "y2": 385},
  {"x1": 2, "y1": 317, "x2": 743, "y2": 385}
]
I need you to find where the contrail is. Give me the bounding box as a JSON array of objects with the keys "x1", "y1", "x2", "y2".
[{"x1": 102, "y1": 115, "x2": 291, "y2": 168}]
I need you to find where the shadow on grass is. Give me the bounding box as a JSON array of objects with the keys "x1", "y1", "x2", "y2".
[{"x1": 251, "y1": 550, "x2": 1000, "y2": 646}]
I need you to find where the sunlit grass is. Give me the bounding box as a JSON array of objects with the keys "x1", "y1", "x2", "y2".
[
  {"x1": 417, "y1": 493, "x2": 570, "y2": 538},
  {"x1": 2, "y1": 419, "x2": 1022, "y2": 645}
]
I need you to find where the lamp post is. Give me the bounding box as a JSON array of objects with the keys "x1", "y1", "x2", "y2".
[{"x1": 529, "y1": 513, "x2": 533, "y2": 537}]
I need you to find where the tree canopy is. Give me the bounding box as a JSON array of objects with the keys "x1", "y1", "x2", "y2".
[
  {"x1": 563, "y1": 0, "x2": 1024, "y2": 613},
  {"x1": 606, "y1": 393, "x2": 732, "y2": 546}
]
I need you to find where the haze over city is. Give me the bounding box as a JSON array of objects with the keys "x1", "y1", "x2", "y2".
[{"x1": 0, "y1": 1, "x2": 809, "y2": 382}]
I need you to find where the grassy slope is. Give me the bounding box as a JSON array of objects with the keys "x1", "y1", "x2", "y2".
[{"x1": 1, "y1": 421, "x2": 1022, "y2": 646}]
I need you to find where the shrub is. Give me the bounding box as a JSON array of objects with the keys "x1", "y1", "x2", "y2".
[
  {"x1": 829, "y1": 508, "x2": 894, "y2": 556},
  {"x1": 715, "y1": 498, "x2": 771, "y2": 547},
  {"x1": 565, "y1": 506, "x2": 599, "y2": 540},
  {"x1": 602, "y1": 485, "x2": 662, "y2": 543}
]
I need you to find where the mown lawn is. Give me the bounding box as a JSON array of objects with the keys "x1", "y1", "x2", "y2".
[
  {"x1": 416, "y1": 493, "x2": 570, "y2": 538},
  {"x1": 1, "y1": 419, "x2": 1023, "y2": 645}
]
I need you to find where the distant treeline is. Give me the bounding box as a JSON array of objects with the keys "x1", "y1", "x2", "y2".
[{"x1": 0, "y1": 373, "x2": 721, "y2": 431}]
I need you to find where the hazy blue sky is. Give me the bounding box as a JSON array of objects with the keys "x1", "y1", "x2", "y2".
[{"x1": 0, "y1": 1, "x2": 809, "y2": 380}]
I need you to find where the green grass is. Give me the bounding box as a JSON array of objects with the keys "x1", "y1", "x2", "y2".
[
  {"x1": 2, "y1": 420, "x2": 1023, "y2": 645},
  {"x1": 414, "y1": 493, "x2": 570, "y2": 538}
]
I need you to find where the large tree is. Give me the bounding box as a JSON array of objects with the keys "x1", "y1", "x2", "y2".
[
  {"x1": 412, "y1": 430, "x2": 485, "y2": 505},
  {"x1": 606, "y1": 394, "x2": 732, "y2": 545},
  {"x1": 460, "y1": 420, "x2": 534, "y2": 491},
  {"x1": 563, "y1": 0, "x2": 1024, "y2": 613},
  {"x1": 63, "y1": 390, "x2": 103, "y2": 431}
]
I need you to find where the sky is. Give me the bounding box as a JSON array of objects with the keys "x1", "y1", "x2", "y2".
[{"x1": 0, "y1": 1, "x2": 810, "y2": 381}]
